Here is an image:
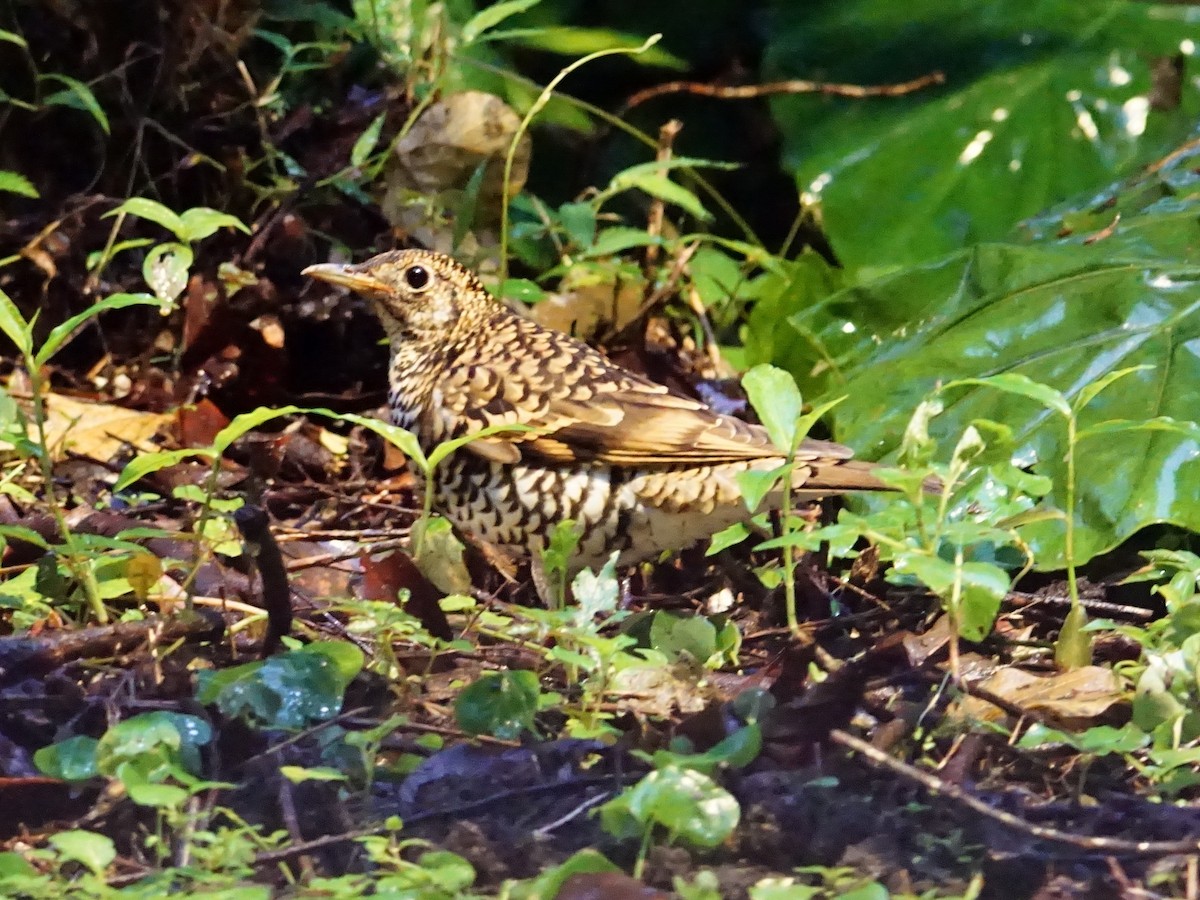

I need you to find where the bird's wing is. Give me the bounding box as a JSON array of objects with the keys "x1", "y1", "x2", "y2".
[{"x1": 432, "y1": 322, "x2": 855, "y2": 467}]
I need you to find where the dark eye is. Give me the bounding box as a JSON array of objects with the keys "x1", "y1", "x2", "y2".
[{"x1": 404, "y1": 265, "x2": 430, "y2": 290}]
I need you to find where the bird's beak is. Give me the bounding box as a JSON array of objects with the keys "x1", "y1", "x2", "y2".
[{"x1": 302, "y1": 263, "x2": 389, "y2": 294}]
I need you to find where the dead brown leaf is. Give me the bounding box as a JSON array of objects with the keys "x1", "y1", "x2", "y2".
[
  {"x1": 38, "y1": 393, "x2": 171, "y2": 462},
  {"x1": 959, "y1": 665, "x2": 1125, "y2": 729}
]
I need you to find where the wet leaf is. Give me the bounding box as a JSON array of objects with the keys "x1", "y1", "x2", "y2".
[
  {"x1": 769, "y1": 0, "x2": 1200, "y2": 270},
  {"x1": 196, "y1": 644, "x2": 359, "y2": 730},
  {"x1": 455, "y1": 670, "x2": 541, "y2": 740},
  {"x1": 780, "y1": 176, "x2": 1200, "y2": 568},
  {"x1": 34, "y1": 736, "x2": 99, "y2": 781},
  {"x1": 601, "y1": 766, "x2": 739, "y2": 848}
]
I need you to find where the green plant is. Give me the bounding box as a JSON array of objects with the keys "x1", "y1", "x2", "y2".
[
  {"x1": 717, "y1": 372, "x2": 1045, "y2": 674},
  {"x1": 0, "y1": 287, "x2": 167, "y2": 622},
  {"x1": 714, "y1": 363, "x2": 846, "y2": 634},
  {"x1": 94, "y1": 198, "x2": 249, "y2": 303},
  {"x1": 599, "y1": 764, "x2": 740, "y2": 879},
  {"x1": 938, "y1": 367, "x2": 1200, "y2": 669},
  {"x1": 195, "y1": 640, "x2": 364, "y2": 730}
]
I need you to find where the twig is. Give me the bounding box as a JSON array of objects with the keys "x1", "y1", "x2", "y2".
[
  {"x1": 532, "y1": 791, "x2": 614, "y2": 837},
  {"x1": 831, "y1": 727, "x2": 1200, "y2": 857},
  {"x1": 234, "y1": 505, "x2": 291, "y2": 656},
  {"x1": 623, "y1": 71, "x2": 945, "y2": 113},
  {"x1": 643, "y1": 119, "x2": 682, "y2": 274}
]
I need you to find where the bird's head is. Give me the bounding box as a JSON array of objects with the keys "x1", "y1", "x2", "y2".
[{"x1": 303, "y1": 249, "x2": 489, "y2": 340}]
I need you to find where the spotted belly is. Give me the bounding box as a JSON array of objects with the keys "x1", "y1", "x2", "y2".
[{"x1": 431, "y1": 453, "x2": 781, "y2": 571}]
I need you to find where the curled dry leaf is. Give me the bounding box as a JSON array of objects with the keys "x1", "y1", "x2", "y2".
[
  {"x1": 958, "y1": 665, "x2": 1124, "y2": 730},
  {"x1": 527, "y1": 273, "x2": 646, "y2": 342},
  {"x1": 381, "y1": 91, "x2": 531, "y2": 255}
]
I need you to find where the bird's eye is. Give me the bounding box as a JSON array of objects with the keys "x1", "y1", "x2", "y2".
[{"x1": 403, "y1": 265, "x2": 430, "y2": 291}]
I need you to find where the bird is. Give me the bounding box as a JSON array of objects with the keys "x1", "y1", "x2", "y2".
[{"x1": 303, "y1": 249, "x2": 894, "y2": 573}]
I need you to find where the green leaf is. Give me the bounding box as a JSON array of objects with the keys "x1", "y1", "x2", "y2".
[
  {"x1": 651, "y1": 724, "x2": 762, "y2": 775},
  {"x1": 557, "y1": 200, "x2": 597, "y2": 249},
  {"x1": 605, "y1": 170, "x2": 711, "y2": 222},
  {"x1": 742, "y1": 364, "x2": 803, "y2": 453},
  {"x1": 47, "y1": 831, "x2": 115, "y2": 875},
  {"x1": 507, "y1": 849, "x2": 620, "y2": 900},
  {"x1": 195, "y1": 644, "x2": 356, "y2": 730},
  {"x1": 212, "y1": 405, "x2": 305, "y2": 454},
  {"x1": 942, "y1": 374, "x2": 1071, "y2": 420},
  {"x1": 1018, "y1": 722, "x2": 1147, "y2": 755},
  {"x1": 334, "y1": 411, "x2": 426, "y2": 468},
  {"x1": 609, "y1": 157, "x2": 741, "y2": 184},
  {"x1": 0, "y1": 288, "x2": 32, "y2": 357},
  {"x1": 142, "y1": 242, "x2": 191, "y2": 303},
  {"x1": 954, "y1": 561, "x2": 1011, "y2": 642},
  {"x1": 34, "y1": 735, "x2": 99, "y2": 781},
  {"x1": 0, "y1": 170, "x2": 37, "y2": 198},
  {"x1": 583, "y1": 227, "x2": 661, "y2": 258},
  {"x1": 177, "y1": 207, "x2": 251, "y2": 242},
  {"x1": 495, "y1": 26, "x2": 687, "y2": 70},
  {"x1": 1055, "y1": 603, "x2": 1092, "y2": 669},
  {"x1": 0, "y1": 852, "x2": 36, "y2": 879},
  {"x1": 777, "y1": 168, "x2": 1200, "y2": 569},
  {"x1": 768, "y1": 0, "x2": 1200, "y2": 270},
  {"x1": 571, "y1": 553, "x2": 620, "y2": 622},
  {"x1": 350, "y1": 112, "x2": 387, "y2": 167},
  {"x1": 650, "y1": 611, "x2": 717, "y2": 664},
  {"x1": 736, "y1": 466, "x2": 784, "y2": 512},
  {"x1": 1073, "y1": 365, "x2": 1155, "y2": 413},
  {"x1": 707, "y1": 521, "x2": 751, "y2": 555},
  {"x1": 127, "y1": 782, "x2": 189, "y2": 808},
  {"x1": 426, "y1": 421, "x2": 536, "y2": 470},
  {"x1": 604, "y1": 766, "x2": 740, "y2": 847},
  {"x1": 0, "y1": 28, "x2": 28, "y2": 47},
  {"x1": 303, "y1": 640, "x2": 364, "y2": 687},
  {"x1": 280, "y1": 765, "x2": 349, "y2": 783},
  {"x1": 460, "y1": 0, "x2": 541, "y2": 44},
  {"x1": 411, "y1": 515, "x2": 471, "y2": 595},
  {"x1": 86, "y1": 237, "x2": 153, "y2": 271},
  {"x1": 36, "y1": 292, "x2": 165, "y2": 367},
  {"x1": 455, "y1": 670, "x2": 541, "y2": 740},
  {"x1": 114, "y1": 447, "x2": 211, "y2": 492},
  {"x1": 94, "y1": 711, "x2": 212, "y2": 780},
  {"x1": 452, "y1": 160, "x2": 489, "y2": 251},
  {"x1": 105, "y1": 198, "x2": 186, "y2": 239},
  {"x1": 498, "y1": 278, "x2": 547, "y2": 304},
  {"x1": 39, "y1": 74, "x2": 109, "y2": 133}
]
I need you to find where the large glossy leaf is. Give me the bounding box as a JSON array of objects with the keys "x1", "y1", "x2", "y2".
[
  {"x1": 765, "y1": 0, "x2": 1200, "y2": 271},
  {"x1": 774, "y1": 153, "x2": 1200, "y2": 568}
]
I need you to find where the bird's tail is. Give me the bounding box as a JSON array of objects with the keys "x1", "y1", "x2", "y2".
[{"x1": 795, "y1": 459, "x2": 943, "y2": 495}]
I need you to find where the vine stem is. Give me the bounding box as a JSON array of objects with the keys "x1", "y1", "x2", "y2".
[
  {"x1": 498, "y1": 34, "x2": 662, "y2": 280},
  {"x1": 1065, "y1": 415, "x2": 1080, "y2": 609},
  {"x1": 28, "y1": 373, "x2": 106, "y2": 622}
]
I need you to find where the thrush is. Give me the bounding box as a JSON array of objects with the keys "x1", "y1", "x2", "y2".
[{"x1": 303, "y1": 249, "x2": 893, "y2": 572}]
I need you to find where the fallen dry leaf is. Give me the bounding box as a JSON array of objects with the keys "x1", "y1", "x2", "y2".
[
  {"x1": 959, "y1": 665, "x2": 1125, "y2": 729},
  {"x1": 610, "y1": 662, "x2": 714, "y2": 717},
  {"x1": 38, "y1": 393, "x2": 171, "y2": 462}
]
